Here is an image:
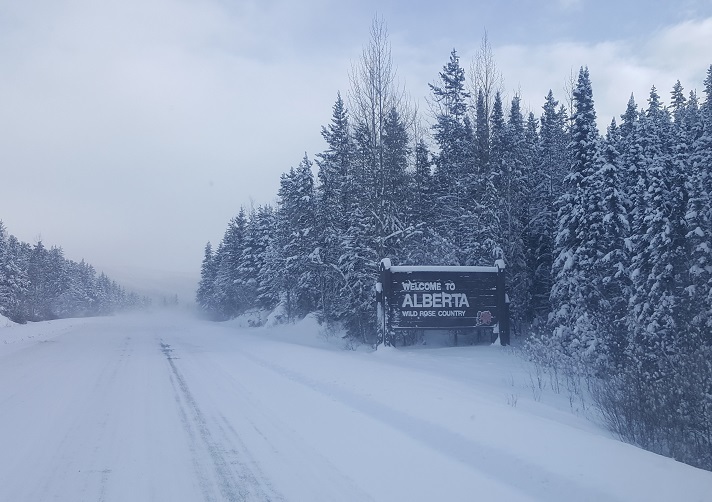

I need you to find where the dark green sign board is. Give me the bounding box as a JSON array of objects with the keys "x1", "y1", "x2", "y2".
[{"x1": 376, "y1": 260, "x2": 510, "y2": 346}]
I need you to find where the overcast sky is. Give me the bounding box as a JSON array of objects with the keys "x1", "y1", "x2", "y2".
[{"x1": 1, "y1": 0, "x2": 711, "y2": 300}]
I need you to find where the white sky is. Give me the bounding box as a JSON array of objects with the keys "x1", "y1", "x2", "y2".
[{"x1": 1, "y1": 0, "x2": 711, "y2": 300}]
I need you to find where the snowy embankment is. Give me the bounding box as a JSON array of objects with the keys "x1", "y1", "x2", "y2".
[
  {"x1": 0, "y1": 314, "x2": 94, "y2": 348},
  {"x1": 1, "y1": 312, "x2": 710, "y2": 501},
  {"x1": 0, "y1": 313, "x2": 15, "y2": 328}
]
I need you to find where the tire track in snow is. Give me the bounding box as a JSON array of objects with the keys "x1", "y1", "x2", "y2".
[
  {"x1": 239, "y1": 350, "x2": 627, "y2": 502},
  {"x1": 29, "y1": 335, "x2": 132, "y2": 502},
  {"x1": 204, "y1": 358, "x2": 375, "y2": 502},
  {"x1": 161, "y1": 340, "x2": 283, "y2": 502},
  {"x1": 213, "y1": 413, "x2": 286, "y2": 502}
]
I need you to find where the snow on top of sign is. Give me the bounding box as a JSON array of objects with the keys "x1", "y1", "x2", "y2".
[{"x1": 389, "y1": 265, "x2": 499, "y2": 273}]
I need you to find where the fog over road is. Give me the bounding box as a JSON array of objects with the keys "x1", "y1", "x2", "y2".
[{"x1": 1, "y1": 313, "x2": 710, "y2": 501}]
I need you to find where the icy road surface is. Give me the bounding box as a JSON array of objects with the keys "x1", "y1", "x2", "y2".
[{"x1": 1, "y1": 312, "x2": 711, "y2": 501}]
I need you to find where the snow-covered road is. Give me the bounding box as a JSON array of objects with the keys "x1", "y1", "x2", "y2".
[{"x1": 1, "y1": 312, "x2": 710, "y2": 501}]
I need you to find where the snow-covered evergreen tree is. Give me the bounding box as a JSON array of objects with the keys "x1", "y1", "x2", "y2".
[
  {"x1": 520, "y1": 112, "x2": 540, "y2": 323},
  {"x1": 338, "y1": 203, "x2": 379, "y2": 344},
  {"x1": 686, "y1": 66, "x2": 712, "y2": 337},
  {"x1": 316, "y1": 92, "x2": 352, "y2": 250},
  {"x1": 590, "y1": 119, "x2": 630, "y2": 364},
  {"x1": 252, "y1": 205, "x2": 279, "y2": 311},
  {"x1": 475, "y1": 89, "x2": 490, "y2": 169},
  {"x1": 275, "y1": 155, "x2": 320, "y2": 320},
  {"x1": 196, "y1": 242, "x2": 217, "y2": 317},
  {"x1": 495, "y1": 95, "x2": 529, "y2": 327},
  {"x1": 628, "y1": 87, "x2": 688, "y2": 373},
  {"x1": 314, "y1": 93, "x2": 353, "y2": 325},
  {"x1": 549, "y1": 67, "x2": 606, "y2": 370},
  {"x1": 529, "y1": 91, "x2": 569, "y2": 319},
  {"x1": 408, "y1": 139, "x2": 434, "y2": 228},
  {"x1": 214, "y1": 209, "x2": 247, "y2": 319},
  {"x1": 430, "y1": 49, "x2": 477, "y2": 262}
]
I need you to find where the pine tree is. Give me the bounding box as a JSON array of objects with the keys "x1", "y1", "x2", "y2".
[
  {"x1": 686, "y1": 66, "x2": 712, "y2": 337},
  {"x1": 214, "y1": 209, "x2": 248, "y2": 318},
  {"x1": 530, "y1": 91, "x2": 568, "y2": 319},
  {"x1": 338, "y1": 203, "x2": 379, "y2": 344},
  {"x1": 196, "y1": 242, "x2": 217, "y2": 317},
  {"x1": 409, "y1": 139, "x2": 434, "y2": 227},
  {"x1": 670, "y1": 80, "x2": 687, "y2": 123},
  {"x1": 378, "y1": 106, "x2": 412, "y2": 257},
  {"x1": 430, "y1": 49, "x2": 476, "y2": 262},
  {"x1": 27, "y1": 241, "x2": 49, "y2": 321},
  {"x1": 275, "y1": 155, "x2": 320, "y2": 320},
  {"x1": 235, "y1": 207, "x2": 264, "y2": 312},
  {"x1": 0, "y1": 222, "x2": 21, "y2": 320},
  {"x1": 494, "y1": 95, "x2": 529, "y2": 327},
  {"x1": 628, "y1": 86, "x2": 689, "y2": 385},
  {"x1": 619, "y1": 94, "x2": 646, "y2": 223},
  {"x1": 45, "y1": 246, "x2": 68, "y2": 318},
  {"x1": 0, "y1": 222, "x2": 8, "y2": 317},
  {"x1": 252, "y1": 205, "x2": 279, "y2": 311},
  {"x1": 520, "y1": 112, "x2": 540, "y2": 323},
  {"x1": 314, "y1": 94, "x2": 353, "y2": 325},
  {"x1": 316, "y1": 93, "x2": 352, "y2": 241},
  {"x1": 549, "y1": 67, "x2": 605, "y2": 370},
  {"x1": 590, "y1": 119, "x2": 630, "y2": 364}
]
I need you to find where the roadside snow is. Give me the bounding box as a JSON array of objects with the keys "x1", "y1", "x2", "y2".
[
  {"x1": 0, "y1": 313, "x2": 16, "y2": 328},
  {"x1": 0, "y1": 312, "x2": 710, "y2": 502},
  {"x1": 0, "y1": 316, "x2": 108, "y2": 356}
]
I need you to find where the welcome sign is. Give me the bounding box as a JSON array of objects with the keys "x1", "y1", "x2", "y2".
[{"x1": 377, "y1": 260, "x2": 510, "y2": 346}]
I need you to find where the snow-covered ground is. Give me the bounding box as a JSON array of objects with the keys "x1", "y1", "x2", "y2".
[
  {"x1": 0, "y1": 312, "x2": 16, "y2": 328},
  {"x1": 0, "y1": 312, "x2": 710, "y2": 501}
]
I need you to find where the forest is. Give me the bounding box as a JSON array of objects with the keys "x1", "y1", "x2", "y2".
[
  {"x1": 0, "y1": 222, "x2": 149, "y2": 322},
  {"x1": 196, "y1": 22, "x2": 712, "y2": 469}
]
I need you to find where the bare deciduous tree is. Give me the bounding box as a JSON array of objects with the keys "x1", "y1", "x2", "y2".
[
  {"x1": 469, "y1": 30, "x2": 504, "y2": 124},
  {"x1": 347, "y1": 16, "x2": 415, "y2": 258},
  {"x1": 348, "y1": 16, "x2": 410, "y2": 162}
]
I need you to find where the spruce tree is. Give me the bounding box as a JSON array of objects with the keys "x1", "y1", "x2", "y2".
[
  {"x1": 628, "y1": 87, "x2": 687, "y2": 367},
  {"x1": 686, "y1": 66, "x2": 712, "y2": 337},
  {"x1": 315, "y1": 93, "x2": 353, "y2": 325},
  {"x1": 252, "y1": 205, "x2": 279, "y2": 311},
  {"x1": 475, "y1": 89, "x2": 490, "y2": 169},
  {"x1": 316, "y1": 92, "x2": 352, "y2": 243},
  {"x1": 530, "y1": 91, "x2": 568, "y2": 319},
  {"x1": 430, "y1": 49, "x2": 476, "y2": 262},
  {"x1": 520, "y1": 112, "x2": 540, "y2": 323},
  {"x1": 275, "y1": 155, "x2": 319, "y2": 320},
  {"x1": 338, "y1": 202, "x2": 379, "y2": 344},
  {"x1": 378, "y1": 106, "x2": 412, "y2": 257},
  {"x1": 590, "y1": 119, "x2": 630, "y2": 364},
  {"x1": 196, "y1": 242, "x2": 217, "y2": 317},
  {"x1": 550, "y1": 67, "x2": 604, "y2": 369},
  {"x1": 214, "y1": 209, "x2": 247, "y2": 319},
  {"x1": 495, "y1": 95, "x2": 529, "y2": 326},
  {"x1": 409, "y1": 139, "x2": 434, "y2": 228}
]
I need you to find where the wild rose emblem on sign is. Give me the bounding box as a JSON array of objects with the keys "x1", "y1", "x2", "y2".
[{"x1": 477, "y1": 310, "x2": 493, "y2": 326}]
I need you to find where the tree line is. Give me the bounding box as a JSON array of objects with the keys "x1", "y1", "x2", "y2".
[
  {"x1": 197, "y1": 21, "x2": 712, "y2": 468},
  {"x1": 527, "y1": 64, "x2": 712, "y2": 471},
  {"x1": 0, "y1": 221, "x2": 149, "y2": 323}
]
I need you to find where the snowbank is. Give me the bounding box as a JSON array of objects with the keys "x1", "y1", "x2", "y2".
[
  {"x1": 223, "y1": 311, "x2": 354, "y2": 351},
  {"x1": 0, "y1": 317, "x2": 97, "y2": 354},
  {"x1": 0, "y1": 314, "x2": 16, "y2": 328}
]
